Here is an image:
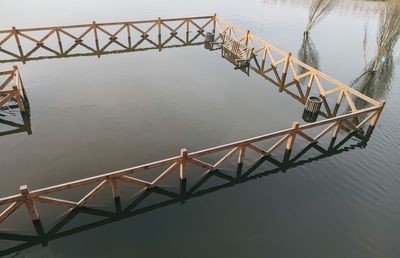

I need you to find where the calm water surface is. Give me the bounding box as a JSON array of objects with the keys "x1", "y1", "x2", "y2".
[{"x1": 0, "y1": 0, "x2": 399, "y2": 257}]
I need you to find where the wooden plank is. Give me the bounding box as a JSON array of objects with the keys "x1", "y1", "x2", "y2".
[
  {"x1": 266, "y1": 134, "x2": 290, "y2": 154},
  {"x1": 286, "y1": 122, "x2": 299, "y2": 151},
  {"x1": 0, "y1": 201, "x2": 22, "y2": 223},
  {"x1": 211, "y1": 147, "x2": 239, "y2": 170},
  {"x1": 188, "y1": 158, "x2": 216, "y2": 171},
  {"x1": 344, "y1": 91, "x2": 357, "y2": 112},
  {"x1": 0, "y1": 92, "x2": 14, "y2": 107},
  {"x1": 247, "y1": 144, "x2": 270, "y2": 156},
  {"x1": 118, "y1": 175, "x2": 152, "y2": 188},
  {"x1": 237, "y1": 146, "x2": 246, "y2": 164},
  {"x1": 0, "y1": 32, "x2": 13, "y2": 46},
  {"x1": 0, "y1": 73, "x2": 14, "y2": 91},
  {"x1": 313, "y1": 122, "x2": 337, "y2": 142},
  {"x1": 356, "y1": 112, "x2": 377, "y2": 129},
  {"x1": 333, "y1": 90, "x2": 345, "y2": 116},
  {"x1": 297, "y1": 131, "x2": 315, "y2": 143},
  {"x1": 110, "y1": 178, "x2": 119, "y2": 199},
  {"x1": 151, "y1": 162, "x2": 179, "y2": 185},
  {"x1": 36, "y1": 196, "x2": 78, "y2": 207},
  {"x1": 77, "y1": 179, "x2": 109, "y2": 206}
]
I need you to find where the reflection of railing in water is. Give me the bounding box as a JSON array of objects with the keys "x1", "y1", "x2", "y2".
[
  {"x1": 0, "y1": 16, "x2": 215, "y2": 63},
  {"x1": 0, "y1": 15, "x2": 385, "y2": 243},
  {"x1": 0, "y1": 111, "x2": 31, "y2": 137},
  {"x1": 0, "y1": 66, "x2": 26, "y2": 112},
  {"x1": 0, "y1": 131, "x2": 372, "y2": 256}
]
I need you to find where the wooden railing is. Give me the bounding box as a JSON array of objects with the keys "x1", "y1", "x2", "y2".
[
  {"x1": 0, "y1": 104, "x2": 383, "y2": 226},
  {"x1": 0, "y1": 15, "x2": 216, "y2": 63},
  {"x1": 0, "y1": 15, "x2": 385, "y2": 229},
  {"x1": 215, "y1": 17, "x2": 381, "y2": 117},
  {"x1": 0, "y1": 66, "x2": 26, "y2": 113},
  {"x1": 0, "y1": 132, "x2": 372, "y2": 256}
]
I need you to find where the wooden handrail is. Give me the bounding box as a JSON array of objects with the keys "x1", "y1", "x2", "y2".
[
  {"x1": 0, "y1": 105, "x2": 382, "y2": 206},
  {"x1": 214, "y1": 16, "x2": 382, "y2": 109},
  {"x1": 0, "y1": 15, "x2": 386, "y2": 230}
]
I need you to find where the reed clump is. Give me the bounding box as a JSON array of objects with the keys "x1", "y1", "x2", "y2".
[
  {"x1": 372, "y1": 0, "x2": 400, "y2": 71},
  {"x1": 304, "y1": 0, "x2": 336, "y2": 34}
]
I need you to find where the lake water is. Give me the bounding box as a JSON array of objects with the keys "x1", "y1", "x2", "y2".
[{"x1": 0, "y1": 0, "x2": 399, "y2": 257}]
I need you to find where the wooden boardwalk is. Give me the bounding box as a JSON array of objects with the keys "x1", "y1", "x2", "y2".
[{"x1": 0, "y1": 15, "x2": 385, "y2": 231}]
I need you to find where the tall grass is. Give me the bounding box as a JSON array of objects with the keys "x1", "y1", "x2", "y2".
[
  {"x1": 372, "y1": 0, "x2": 400, "y2": 71},
  {"x1": 304, "y1": 0, "x2": 336, "y2": 34},
  {"x1": 350, "y1": 0, "x2": 399, "y2": 103}
]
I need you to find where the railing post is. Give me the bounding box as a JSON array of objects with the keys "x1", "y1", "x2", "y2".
[
  {"x1": 110, "y1": 178, "x2": 122, "y2": 213},
  {"x1": 332, "y1": 121, "x2": 341, "y2": 139},
  {"x1": 212, "y1": 13, "x2": 217, "y2": 34},
  {"x1": 282, "y1": 122, "x2": 299, "y2": 165},
  {"x1": 260, "y1": 46, "x2": 268, "y2": 72},
  {"x1": 280, "y1": 52, "x2": 292, "y2": 92},
  {"x1": 366, "y1": 102, "x2": 385, "y2": 136},
  {"x1": 12, "y1": 65, "x2": 25, "y2": 112},
  {"x1": 20, "y1": 185, "x2": 40, "y2": 222},
  {"x1": 237, "y1": 145, "x2": 246, "y2": 165},
  {"x1": 157, "y1": 17, "x2": 161, "y2": 36},
  {"x1": 12, "y1": 26, "x2": 24, "y2": 60},
  {"x1": 110, "y1": 178, "x2": 119, "y2": 200},
  {"x1": 92, "y1": 21, "x2": 100, "y2": 57},
  {"x1": 157, "y1": 17, "x2": 162, "y2": 50},
  {"x1": 369, "y1": 102, "x2": 385, "y2": 128},
  {"x1": 285, "y1": 121, "x2": 299, "y2": 153},
  {"x1": 56, "y1": 28, "x2": 64, "y2": 55},
  {"x1": 180, "y1": 148, "x2": 188, "y2": 180},
  {"x1": 126, "y1": 23, "x2": 132, "y2": 49},
  {"x1": 245, "y1": 30, "x2": 250, "y2": 46},
  {"x1": 13, "y1": 86, "x2": 25, "y2": 112}
]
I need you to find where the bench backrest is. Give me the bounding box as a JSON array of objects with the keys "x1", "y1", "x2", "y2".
[{"x1": 222, "y1": 33, "x2": 252, "y2": 60}]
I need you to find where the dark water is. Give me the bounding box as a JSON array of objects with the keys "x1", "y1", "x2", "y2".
[{"x1": 0, "y1": 0, "x2": 399, "y2": 257}]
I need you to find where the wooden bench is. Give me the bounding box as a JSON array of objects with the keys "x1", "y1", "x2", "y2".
[{"x1": 220, "y1": 33, "x2": 253, "y2": 68}]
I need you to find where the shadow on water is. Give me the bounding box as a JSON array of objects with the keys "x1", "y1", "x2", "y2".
[
  {"x1": 0, "y1": 130, "x2": 372, "y2": 256},
  {"x1": 0, "y1": 31, "x2": 206, "y2": 64},
  {"x1": 351, "y1": 56, "x2": 394, "y2": 107},
  {"x1": 0, "y1": 96, "x2": 31, "y2": 137},
  {"x1": 297, "y1": 34, "x2": 320, "y2": 74}
]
